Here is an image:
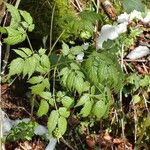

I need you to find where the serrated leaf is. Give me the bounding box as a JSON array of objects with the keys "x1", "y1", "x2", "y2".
[
  {"x1": 40, "y1": 54, "x2": 50, "y2": 69},
  {"x1": 123, "y1": 0, "x2": 145, "y2": 13},
  {"x1": 75, "y1": 94, "x2": 90, "y2": 107},
  {"x1": 47, "y1": 110, "x2": 59, "y2": 135},
  {"x1": 80, "y1": 100, "x2": 93, "y2": 117},
  {"x1": 13, "y1": 49, "x2": 28, "y2": 58},
  {"x1": 70, "y1": 63, "x2": 80, "y2": 70},
  {"x1": 61, "y1": 96, "x2": 74, "y2": 109},
  {"x1": 42, "y1": 78, "x2": 50, "y2": 90},
  {"x1": 66, "y1": 71, "x2": 75, "y2": 90},
  {"x1": 6, "y1": 3, "x2": 21, "y2": 28},
  {"x1": 59, "y1": 107, "x2": 70, "y2": 118},
  {"x1": 20, "y1": 48, "x2": 33, "y2": 56},
  {"x1": 8, "y1": 58, "x2": 24, "y2": 77},
  {"x1": 19, "y1": 10, "x2": 33, "y2": 25},
  {"x1": 22, "y1": 56, "x2": 38, "y2": 78},
  {"x1": 92, "y1": 100, "x2": 107, "y2": 120},
  {"x1": 28, "y1": 76, "x2": 44, "y2": 84},
  {"x1": 37, "y1": 99, "x2": 49, "y2": 117},
  {"x1": 74, "y1": 75, "x2": 84, "y2": 95},
  {"x1": 70, "y1": 46, "x2": 83, "y2": 55},
  {"x1": 39, "y1": 48, "x2": 46, "y2": 55},
  {"x1": 62, "y1": 42, "x2": 70, "y2": 56},
  {"x1": 39, "y1": 92, "x2": 51, "y2": 100},
  {"x1": 59, "y1": 67, "x2": 69, "y2": 76},
  {"x1": 58, "y1": 117, "x2": 67, "y2": 135},
  {"x1": 4, "y1": 27, "x2": 26, "y2": 45},
  {"x1": 30, "y1": 83, "x2": 45, "y2": 94}
]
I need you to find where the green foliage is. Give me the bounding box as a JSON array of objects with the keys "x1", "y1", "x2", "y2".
[
  {"x1": 2, "y1": 3, "x2": 35, "y2": 45},
  {"x1": 123, "y1": 0, "x2": 145, "y2": 13},
  {"x1": 84, "y1": 51, "x2": 124, "y2": 93},
  {"x1": 6, "y1": 121, "x2": 36, "y2": 141},
  {"x1": 37, "y1": 99, "x2": 49, "y2": 117}
]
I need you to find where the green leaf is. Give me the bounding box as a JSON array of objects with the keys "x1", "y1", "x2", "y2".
[
  {"x1": 30, "y1": 83, "x2": 45, "y2": 94},
  {"x1": 132, "y1": 95, "x2": 141, "y2": 104},
  {"x1": 70, "y1": 63, "x2": 80, "y2": 70},
  {"x1": 40, "y1": 54, "x2": 50, "y2": 69},
  {"x1": 28, "y1": 76, "x2": 44, "y2": 84},
  {"x1": 74, "y1": 75, "x2": 84, "y2": 95},
  {"x1": 39, "y1": 92, "x2": 51, "y2": 100},
  {"x1": 6, "y1": 3, "x2": 21, "y2": 28},
  {"x1": 8, "y1": 58, "x2": 24, "y2": 76},
  {"x1": 92, "y1": 100, "x2": 107, "y2": 120},
  {"x1": 58, "y1": 116, "x2": 67, "y2": 135},
  {"x1": 70, "y1": 46, "x2": 83, "y2": 55},
  {"x1": 13, "y1": 49, "x2": 28, "y2": 58},
  {"x1": 22, "y1": 56, "x2": 38, "y2": 78},
  {"x1": 66, "y1": 71, "x2": 75, "y2": 90},
  {"x1": 47, "y1": 110, "x2": 59, "y2": 135},
  {"x1": 61, "y1": 96, "x2": 74, "y2": 109},
  {"x1": 62, "y1": 42, "x2": 70, "y2": 56},
  {"x1": 59, "y1": 107, "x2": 70, "y2": 118},
  {"x1": 43, "y1": 78, "x2": 50, "y2": 90},
  {"x1": 80, "y1": 100, "x2": 93, "y2": 117},
  {"x1": 39, "y1": 48, "x2": 46, "y2": 55},
  {"x1": 19, "y1": 10, "x2": 33, "y2": 25},
  {"x1": 20, "y1": 48, "x2": 33, "y2": 56},
  {"x1": 75, "y1": 94, "x2": 90, "y2": 107},
  {"x1": 37, "y1": 99, "x2": 49, "y2": 117},
  {"x1": 123, "y1": 0, "x2": 145, "y2": 13},
  {"x1": 28, "y1": 24, "x2": 35, "y2": 32},
  {"x1": 4, "y1": 27, "x2": 26, "y2": 45}
]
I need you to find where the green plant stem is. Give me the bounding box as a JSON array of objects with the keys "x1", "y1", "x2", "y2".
[
  {"x1": 26, "y1": 35, "x2": 34, "y2": 53},
  {"x1": 30, "y1": 95, "x2": 35, "y2": 119},
  {"x1": 48, "y1": 30, "x2": 65, "y2": 56},
  {"x1": 49, "y1": 3, "x2": 55, "y2": 50},
  {"x1": 15, "y1": 0, "x2": 21, "y2": 8}
]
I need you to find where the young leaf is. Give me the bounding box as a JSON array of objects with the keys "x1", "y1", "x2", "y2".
[
  {"x1": 13, "y1": 49, "x2": 28, "y2": 58},
  {"x1": 40, "y1": 54, "x2": 50, "y2": 70},
  {"x1": 61, "y1": 96, "x2": 74, "y2": 109},
  {"x1": 92, "y1": 100, "x2": 107, "y2": 120},
  {"x1": 39, "y1": 92, "x2": 51, "y2": 100},
  {"x1": 80, "y1": 100, "x2": 93, "y2": 117},
  {"x1": 37, "y1": 99, "x2": 49, "y2": 117},
  {"x1": 28, "y1": 76, "x2": 44, "y2": 84},
  {"x1": 75, "y1": 94, "x2": 90, "y2": 107},
  {"x1": 58, "y1": 116, "x2": 67, "y2": 135},
  {"x1": 4, "y1": 27, "x2": 26, "y2": 45},
  {"x1": 8, "y1": 58, "x2": 24, "y2": 76},
  {"x1": 6, "y1": 3, "x2": 21, "y2": 28},
  {"x1": 74, "y1": 75, "x2": 84, "y2": 95},
  {"x1": 62, "y1": 42, "x2": 70, "y2": 56},
  {"x1": 19, "y1": 10, "x2": 33, "y2": 25},
  {"x1": 66, "y1": 71, "x2": 75, "y2": 90},
  {"x1": 59, "y1": 107, "x2": 70, "y2": 118},
  {"x1": 47, "y1": 110, "x2": 59, "y2": 135},
  {"x1": 43, "y1": 78, "x2": 50, "y2": 90},
  {"x1": 123, "y1": 0, "x2": 145, "y2": 13},
  {"x1": 70, "y1": 63, "x2": 80, "y2": 70},
  {"x1": 30, "y1": 83, "x2": 45, "y2": 94}
]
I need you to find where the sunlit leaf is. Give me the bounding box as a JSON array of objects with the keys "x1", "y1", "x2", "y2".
[
  {"x1": 62, "y1": 42, "x2": 70, "y2": 56},
  {"x1": 8, "y1": 58, "x2": 24, "y2": 76},
  {"x1": 61, "y1": 96, "x2": 74, "y2": 108},
  {"x1": 58, "y1": 116, "x2": 67, "y2": 135},
  {"x1": 37, "y1": 99, "x2": 49, "y2": 117},
  {"x1": 28, "y1": 76, "x2": 44, "y2": 84},
  {"x1": 47, "y1": 110, "x2": 59, "y2": 135},
  {"x1": 59, "y1": 107, "x2": 70, "y2": 118}
]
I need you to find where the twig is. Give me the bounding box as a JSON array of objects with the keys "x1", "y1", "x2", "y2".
[
  {"x1": 120, "y1": 44, "x2": 125, "y2": 138},
  {"x1": 26, "y1": 35, "x2": 34, "y2": 53},
  {"x1": 122, "y1": 59, "x2": 148, "y2": 62},
  {"x1": 74, "y1": 0, "x2": 82, "y2": 12},
  {"x1": 60, "y1": 138, "x2": 75, "y2": 150}
]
